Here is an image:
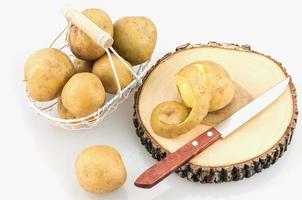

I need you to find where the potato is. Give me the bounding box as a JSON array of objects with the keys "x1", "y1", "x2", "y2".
[
  {"x1": 61, "y1": 73, "x2": 105, "y2": 118},
  {"x1": 69, "y1": 8, "x2": 113, "y2": 61},
  {"x1": 57, "y1": 97, "x2": 75, "y2": 119},
  {"x1": 113, "y1": 16, "x2": 157, "y2": 65},
  {"x1": 199, "y1": 61, "x2": 235, "y2": 111},
  {"x1": 151, "y1": 64, "x2": 211, "y2": 138},
  {"x1": 92, "y1": 53, "x2": 133, "y2": 94},
  {"x1": 75, "y1": 145, "x2": 127, "y2": 194},
  {"x1": 73, "y1": 58, "x2": 93, "y2": 73},
  {"x1": 178, "y1": 61, "x2": 235, "y2": 112},
  {"x1": 24, "y1": 48, "x2": 75, "y2": 101}
]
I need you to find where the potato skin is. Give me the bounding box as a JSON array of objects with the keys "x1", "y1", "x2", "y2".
[
  {"x1": 69, "y1": 9, "x2": 113, "y2": 61},
  {"x1": 57, "y1": 97, "x2": 75, "y2": 119},
  {"x1": 61, "y1": 73, "x2": 105, "y2": 118},
  {"x1": 178, "y1": 61, "x2": 235, "y2": 112},
  {"x1": 75, "y1": 145, "x2": 127, "y2": 194},
  {"x1": 151, "y1": 65, "x2": 211, "y2": 138},
  {"x1": 151, "y1": 101, "x2": 189, "y2": 138},
  {"x1": 24, "y1": 48, "x2": 75, "y2": 101},
  {"x1": 73, "y1": 58, "x2": 93, "y2": 73},
  {"x1": 113, "y1": 16, "x2": 157, "y2": 65},
  {"x1": 196, "y1": 61, "x2": 235, "y2": 112},
  {"x1": 92, "y1": 53, "x2": 133, "y2": 94}
]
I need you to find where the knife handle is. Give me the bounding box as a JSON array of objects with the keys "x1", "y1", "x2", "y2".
[{"x1": 135, "y1": 127, "x2": 221, "y2": 188}]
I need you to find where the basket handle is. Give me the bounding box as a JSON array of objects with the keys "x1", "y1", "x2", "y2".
[{"x1": 62, "y1": 5, "x2": 114, "y2": 49}]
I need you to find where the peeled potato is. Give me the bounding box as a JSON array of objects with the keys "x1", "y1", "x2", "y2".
[
  {"x1": 69, "y1": 8, "x2": 113, "y2": 61},
  {"x1": 73, "y1": 58, "x2": 93, "y2": 73},
  {"x1": 177, "y1": 61, "x2": 235, "y2": 112},
  {"x1": 24, "y1": 48, "x2": 75, "y2": 101},
  {"x1": 92, "y1": 53, "x2": 133, "y2": 94},
  {"x1": 57, "y1": 97, "x2": 75, "y2": 119},
  {"x1": 151, "y1": 61, "x2": 235, "y2": 137},
  {"x1": 113, "y1": 16, "x2": 157, "y2": 65},
  {"x1": 61, "y1": 73, "x2": 105, "y2": 118},
  {"x1": 75, "y1": 145, "x2": 127, "y2": 194},
  {"x1": 151, "y1": 64, "x2": 211, "y2": 138}
]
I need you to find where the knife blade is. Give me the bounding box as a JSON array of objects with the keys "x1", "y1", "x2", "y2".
[{"x1": 135, "y1": 78, "x2": 289, "y2": 188}]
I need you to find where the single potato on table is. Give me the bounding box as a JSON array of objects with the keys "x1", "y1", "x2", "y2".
[
  {"x1": 24, "y1": 48, "x2": 75, "y2": 101},
  {"x1": 92, "y1": 53, "x2": 133, "y2": 94},
  {"x1": 75, "y1": 145, "x2": 127, "y2": 194},
  {"x1": 61, "y1": 73, "x2": 105, "y2": 118},
  {"x1": 113, "y1": 16, "x2": 157, "y2": 65},
  {"x1": 69, "y1": 8, "x2": 113, "y2": 61}
]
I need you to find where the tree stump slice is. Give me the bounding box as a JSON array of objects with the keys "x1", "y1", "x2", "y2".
[{"x1": 133, "y1": 42, "x2": 298, "y2": 183}]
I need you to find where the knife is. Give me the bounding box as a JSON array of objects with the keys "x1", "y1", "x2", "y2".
[{"x1": 135, "y1": 77, "x2": 290, "y2": 188}]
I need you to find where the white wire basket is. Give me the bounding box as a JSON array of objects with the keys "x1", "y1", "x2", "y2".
[{"x1": 25, "y1": 6, "x2": 152, "y2": 130}]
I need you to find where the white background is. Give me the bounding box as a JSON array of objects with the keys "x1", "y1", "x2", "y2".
[{"x1": 1, "y1": 0, "x2": 301, "y2": 199}]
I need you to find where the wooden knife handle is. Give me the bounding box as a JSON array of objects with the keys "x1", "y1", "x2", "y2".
[{"x1": 134, "y1": 127, "x2": 221, "y2": 188}]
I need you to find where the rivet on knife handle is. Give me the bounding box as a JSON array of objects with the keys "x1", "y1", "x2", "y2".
[{"x1": 134, "y1": 127, "x2": 221, "y2": 188}]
